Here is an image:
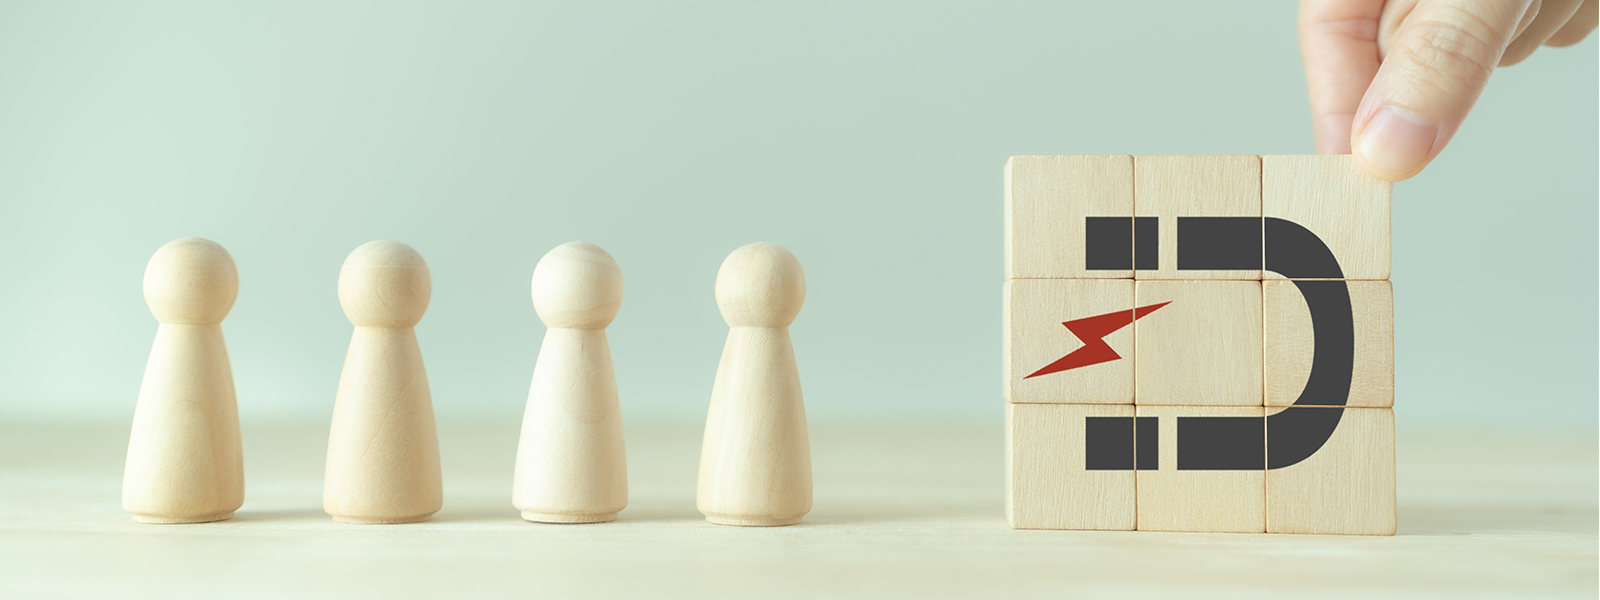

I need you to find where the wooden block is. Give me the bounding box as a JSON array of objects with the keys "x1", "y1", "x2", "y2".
[
  {"x1": 1134, "y1": 155, "x2": 1263, "y2": 280},
  {"x1": 1004, "y1": 279, "x2": 1134, "y2": 404},
  {"x1": 1267, "y1": 406, "x2": 1396, "y2": 535},
  {"x1": 1265, "y1": 280, "x2": 1394, "y2": 407},
  {"x1": 1006, "y1": 403, "x2": 1135, "y2": 530},
  {"x1": 1134, "y1": 280, "x2": 1262, "y2": 406},
  {"x1": 1135, "y1": 405, "x2": 1265, "y2": 532},
  {"x1": 1262, "y1": 155, "x2": 1390, "y2": 280},
  {"x1": 1005, "y1": 155, "x2": 1134, "y2": 279}
]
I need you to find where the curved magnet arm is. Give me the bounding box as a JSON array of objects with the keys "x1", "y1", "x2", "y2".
[
  {"x1": 1169, "y1": 218, "x2": 1354, "y2": 470},
  {"x1": 1262, "y1": 218, "x2": 1352, "y2": 469}
]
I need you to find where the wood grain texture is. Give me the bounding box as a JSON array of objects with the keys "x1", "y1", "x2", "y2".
[
  {"x1": 3, "y1": 421, "x2": 1594, "y2": 597},
  {"x1": 1007, "y1": 403, "x2": 1135, "y2": 530},
  {"x1": 697, "y1": 243, "x2": 812, "y2": 527},
  {"x1": 324, "y1": 241, "x2": 443, "y2": 524},
  {"x1": 123, "y1": 237, "x2": 243, "y2": 524},
  {"x1": 1135, "y1": 405, "x2": 1265, "y2": 532},
  {"x1": 1262, "y1": 154, "x2": 1391, "y2": 281},
  {"x1": 1004, "y1": 278, "x2": 1134, "y2": 404},
  {"x1": 1005, "y1": 155, "x2": 1134, "y2": 279},
  {"x1": 1268, "y1": 407, "x2": 1396, "y2": 535},
  {"x1": 1134, "y1": 155, "x2": 1262, "y2": 279},
  {"x1": 1265, "y1": 280, "x2": 1394, "y2": 407},
  {"x1": 1134, "y1": 280, "x2": 1263, "y2": 406},
  {"x1": 513, "y1": 242, "x2": 628, "y2": 524}
]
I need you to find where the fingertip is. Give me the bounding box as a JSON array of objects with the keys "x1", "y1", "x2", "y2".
[
  {"x1": 1544, "y1": 0, "x2": 1597, "y2": 46},
  {"x1": 1542, "y1": 31, "x2": 1593, "y2": 46},
  {"x1": 1545, "y1": 22, "x2": 1597, "y2": 46},
  {"x1": 1352, "y1": 153, "x2": 1424, "y2": 182},
  {"x1": 1352, "y1": 106, "x2": 1438, "y2": 181},
  {"x1": 1497, "y1": 46, "x2": 1535, "y2": 66}
]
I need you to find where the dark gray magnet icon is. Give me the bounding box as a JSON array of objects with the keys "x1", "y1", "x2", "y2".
[{"x1": 1078, "y1": 217, "x2": 1353, "y2": 471}]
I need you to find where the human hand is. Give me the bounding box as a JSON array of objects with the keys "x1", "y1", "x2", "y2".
[{"x1": 1299, "y1": 0, "x2": 1596, "y2": 181}]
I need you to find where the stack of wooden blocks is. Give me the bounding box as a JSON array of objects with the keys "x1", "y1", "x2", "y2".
[{"x1": 1003, "y1": 155, "x2": 1396, "y2": 535}]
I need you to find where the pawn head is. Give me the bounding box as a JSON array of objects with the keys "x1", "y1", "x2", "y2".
[
  {"x1": 532, "y1": 242, "x2": 623, "y2": 329},
  {"x1": 144, "y1": 237, "x2": 239, "y2": 324},
  {"x1": 338, "y1": 240, "x2": 431, "y2": 327},
  {"x1": 715, "y1": 242, "x2": 805, "y2": 327}
]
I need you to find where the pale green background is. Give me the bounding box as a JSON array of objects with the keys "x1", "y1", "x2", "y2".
[{"x1": 0, "y1": 1, "x2": 1594, "y2": 427}]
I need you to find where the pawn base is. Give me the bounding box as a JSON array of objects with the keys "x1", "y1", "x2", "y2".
[
  {"x1": 521, "y1": 510, "x2": 617, "y2": 524},
  {"x1": 704, "y1": 514, "x2": 803, "y2": 527},
  {"x1": 132, "y1": 511, "x2": 235, "y2": 524}
]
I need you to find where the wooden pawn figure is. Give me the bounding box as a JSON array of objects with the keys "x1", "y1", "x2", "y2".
[
  {"x1": 697, "y1": 242, "x2": 812, "y2": 526},
  {"x1": 513, "y1": 242, "x2": 628, "y2": 524},
  {"x1": 123, "y1": 237, "x2": 244, "y2": 524},
  {"x1": 323, "y1": 240, "x2": 442, "y2": 524}
]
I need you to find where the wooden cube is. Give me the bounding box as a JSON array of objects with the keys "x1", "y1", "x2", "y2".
[
  {"x1": 1266, "y1": 406, "x2": 1396, "y2": 535},
  {"x1": 1005, "y1": 155, "x2": 1134, "y2": 279},
  {"x1": 1265, "y1": 280, "x2": 1394, "y2": 407},
  {"x1": 1262, "y1": 155, "x2": 1390, "y2": 281},
  {"x1": 1134, "y1": 280, "x2": 1263, "y2": 406},
  {"x1": 1007, "y1": 402, "x2": 1137, "y2": 530},
  {"x1": 1003, "y1": 154, "x2": 1395, "y2": 536},
  {"x1": 1005, "y1": 279, "x2": 1134, "y2": 404},
  {"x1": 1135, "y1": 405, "x2": 1265, "y2": 532},
  {"x1": 1134, "y1": 155, "x2": 1262, "y2": 280}
]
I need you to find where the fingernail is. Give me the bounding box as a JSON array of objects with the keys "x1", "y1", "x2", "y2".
[{"x1": 1355, "y1": 107, "x2": 1437, "y2": 179}]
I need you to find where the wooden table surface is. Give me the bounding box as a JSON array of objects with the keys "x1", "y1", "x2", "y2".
[{"x1": 0, "y1": 419, "x2": 1593, "y2": 599}]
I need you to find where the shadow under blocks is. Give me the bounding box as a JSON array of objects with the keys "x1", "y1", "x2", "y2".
[{"x1": 1003, "y1": 155, "x2": 1394, "y2": 535}]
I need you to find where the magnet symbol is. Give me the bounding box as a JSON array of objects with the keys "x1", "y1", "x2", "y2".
[{"x1": 1045, "y1": 217, "x2": 1355, "y2": 471}]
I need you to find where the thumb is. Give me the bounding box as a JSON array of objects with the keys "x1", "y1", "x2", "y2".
[{"x1": 1350, "y1": 0, "x2": 1536, "y2": 181}]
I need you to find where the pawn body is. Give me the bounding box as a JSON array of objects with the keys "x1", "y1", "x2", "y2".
[
  {"x1": 697, "y1": 242, "x2": 812, "y2": 527},
  {"x1": 323, "y1": 241, "x2": 442, "y2": 524},
  {"x1": 124, "y1": 237, "x2": 244, "y2": 524},
  {"x1": 513, "y1": 242, "x2": 628, "y2": 523}
]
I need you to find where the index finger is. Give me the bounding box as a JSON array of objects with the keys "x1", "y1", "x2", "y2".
[{"x1": 1299, "y1": 0, "x2": 1389, "y2": 154}]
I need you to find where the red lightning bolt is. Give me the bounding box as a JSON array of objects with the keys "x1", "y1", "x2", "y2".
[{"x1": 1024, "y1": 301, "x2": 1171, "y2": 379}]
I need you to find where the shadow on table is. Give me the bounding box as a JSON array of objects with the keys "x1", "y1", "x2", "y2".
[
  {"x1": 427, "y1": 502, "x2": 705, "y2": 525},
  {"x1": 230, "y1": 507, "x2": 328, "y2": 523}
]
